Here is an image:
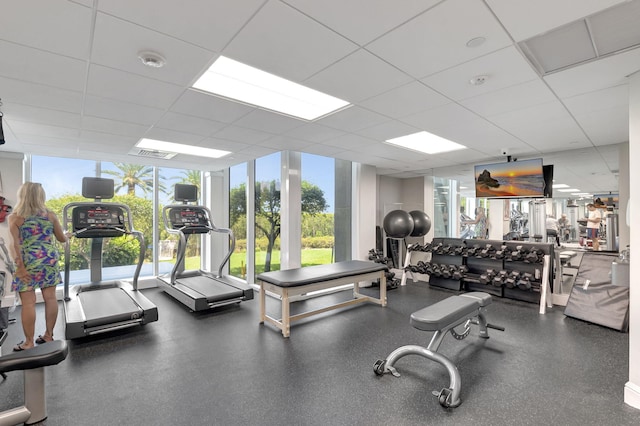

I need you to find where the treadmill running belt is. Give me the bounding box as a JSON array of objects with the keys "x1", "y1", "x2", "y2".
[
  {"x1": 175, "y1": 275, "x2": 244, "y2": 303},
  {"x1": 78, "y1": 287, "x2": 143, "y2": 324}
]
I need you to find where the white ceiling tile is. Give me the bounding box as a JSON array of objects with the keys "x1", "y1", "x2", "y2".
[
  {"x1": 7, "y1": 120, "x2": 80, "y2": 139},
  {"x1": 284, "y1": 123, "x2": 346, "y2": 143},
  {"x1": 155, "y1": 112, "x2": 226, "y2": 137},
  {"x1": 259, "y1": 136, "x2": 312, "y2": 151},
  {"x1": 0, "y1": 76, "x2": 84, "y2": 114},
  {"x1": 320, "y1": 133, "x2": 376, "y2": 150},
  {"x1": 86, "y1": 65, "x2": 184, "y2": 109},
  {"x1": 81, "y1": 116, "x2": 150, "y2": 138},
  {"x1": 300, "y1": 144, "x2": 345, "y2": 157},
  {"x1": 0, "y1": 41, "x2": 87, "y2": 91},
  {"x1": 91, "y1": 13, "x2": 216, "y2": 86},
  {"x1": 304, "y1": 49, "x2": 412, "y2": 103},
  {"x1": 98, "y1": 0, "x2": 265, "y2": 52},
  {"x1": 315, "y1": 106, "x2": 390, "y2": 132},
  {"x1": 359, "y1": 81, "x2": 450, "y2": 119},
  {"x1": 283, "y1": 0, "x2": 440, "y2": 45},
  {"x1": 544, "y1": 45, "x2": 640, "y2": 98},
  {"x1": 573, "y1": 106, "x2": 629, "y2": 145},
  {"x1": 3, "y1": 103, "x2": 81, "y2": 129},
  {"x1": 198, "y1": 137, "x2": 252, "y2": 153},
  {"x1": 0, "y1": 0, "x2": 92, "y2": 59},
  {"x1": 399, "y1": 103, "x2": 479, "y2": 133},
  {"x1": 170, "y1": 90, "x2": 254, "y2": 123},
  {"x1": 421, "y1": 47, "x2": 540, "y2": 101},
  {"x1": 562, "y1": 84, "x2": 629, "y2": 115},
  {"x1": 367, "y1": 0, "x2": 512, "y2": 78},
  {"x1": 83, "y1": 96, "x2": 166, "y2": 126},
  {"x1": 223, "y1": 0, "x2": 358, "y2": 82},
  {"x1": 354, "y1": 120, "x2": 421, "y2": 142},
  {"x1": 212, "y1": 125, "x2": 274, "y2": 144},
  {"x1": 461, "y1": 79, "x2": 557, "y2": 117},
  {"x1": 143, "y1": 127, "x2": 206, "y2": 145},
  {"x1": 486, "y1": 0, "x2": 628, "y2": 42},
  {"x1": 231, "y1": 109, "x2": 305, "y2": 135}
]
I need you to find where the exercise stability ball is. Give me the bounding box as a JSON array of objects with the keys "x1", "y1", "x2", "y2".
[
  {"x1": 409, "y1": 210, "x2": 431, "y2": 237},
  {"x1": 383, "y1": 210, "x2": 414, "y2": 239}
]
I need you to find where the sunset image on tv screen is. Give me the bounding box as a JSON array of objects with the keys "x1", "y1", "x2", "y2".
[{"x1": 474, "y1": 158, "x2": 545, "y2": 198}]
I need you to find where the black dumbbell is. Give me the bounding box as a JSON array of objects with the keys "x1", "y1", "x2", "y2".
[
  {"x1": 493, "y1": 245, "x2": 508, "y2": 259},
  {"x1": 504, "y1": 271, "x2": 521, "y2": 288},
  {"x1": 510, "y1": 245, "x2": 525, "y2": 261},
  {"x1": 524, "y1": 249, "x2": 544, "y2": 264},
  {"x1": 466, "y1": 244, "x2": 481, "y2": 257},
  {"x1": 441, "y1": 264, "x2": 454, "y2": 279},
  {"x1": 453, "y1": 245, "x2": 465, "y2": 255},
  {"x1": 517, "y1": 272, "x2": 534, "y2": 290},
  {"x1": 431, "y1": 264, "x2": 443, "y2": 277},
  {"x1": 479, "y1": 244, "x2": 496, "y2": 258},
  {"x1": 479, "y1": 269, "x2": 497, "y2": 285},
  {"x1": 421, "y1": 243, "x2": 433, "y2": 252},
  {"x1": 492, "y1": 270, "x2": 509, "y2": 287},
  {"x1": 452, "y1": 265, "x2": 468, "y2": 280}
]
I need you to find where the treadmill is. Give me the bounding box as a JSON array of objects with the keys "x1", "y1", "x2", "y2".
[
  {"x1": 158, "y1": 184, "x2": 253, "y2": 311},
  {"x1": 62, "y1": 177, "x2": 158, "y2": 339}
]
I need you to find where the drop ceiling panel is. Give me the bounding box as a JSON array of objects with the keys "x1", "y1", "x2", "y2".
[
  {"x1": 98, "y1": 0, "x2": 265, "y2": 52},
  {"x1": 91, "y1": 13, "x2": 215, "y2": 86},
  {"x1": 83, "y1": 96, "x2": 165, "y2": 126},
  {"x1": 258, "y1": 136, "x2": 312, "y2": 151},
  {"x1": 367, "y1": 0, "x2": 512, "y2": 78},
  {"x1": 572, "y1": 106, "x2": 629, "y2": 145},
  {"x1": 399, "y1": 103, "x2": 481, "y2": 134},
  {"x1": 319, "y1": 133, "x2": 377, "y2": 150},
  {"x1": 589, "y1": 0, "x2": 640, "y2": 56},
  {"x1": 300, "y1": 144, "x2": 345, "y2": 157},
  {"x1": 421, "y1": 47, "x2": 541, "y2": 101},
  {"x1": 562, "y1": 84, "x2": 629, "y2": 116},
  {"x1": 231, "y1": 109, "x2": 305, "y2": 135},
  {"x1": 197, "y1": 137, "x2": 251, "y2": 153},
  {"x1": 354, "y1": 120, "x2": 421, "y2": 142},
  {"x1": 304, "y1": 49, "x2": 412, "y2": 103},
  {"x1": 86, "y1": 65, "x2": 184, "y2": 109},
  {"x1": 212, "y1": 125, "x2": 274, "y2": 145},
  {"x1": 359, "y1": 81, "x2": 451, "y2": 119},
  {"x1": 0, "y1": 41, "x2": 87, "y2": 91},
  {"x1": 8, "y1": 120, "x2": 80, "y2": 139},
  {"x1": 170, "y1": 90, "x2": 254, "y2": 123},
  {"x1": 81, "y1": 116, "x2": 149, "y2": 138},
  {"x1": 486, "y1": 0, "x2": 627, "y2": 42},
  {"x1": 143, "y1": 127, "x2": 206, "y2": 145},
  {"x1": 283, "y1": 0, "x2": 440, "y2": 46},
  {"x1": 154, "y1": 112, "x2": 226, "y2": 137},
  {"x1": 315, "y1": 106, "x2": 390, "y2": 133},
  {"x1": 461, "y1": 79, "x2": 557, "y2": 117},
  {"x1": 0, "y1": 77, "x2": 84, "y2": 114},
  {"x1": 4, "y1": 104, "x2": 81, "y2": 129},
  {"x1": 0, "y1": 0, "x2": 92, "y2": 59},
  {"x1": 544, "y1": 44, "x2": 640, "y2": 98},
  {"x1": 223, "y1": 0, "x2": 358, "y2": 82},
  {"x1": 283, "y1": 123, "x2": 346, "y2": 144}
]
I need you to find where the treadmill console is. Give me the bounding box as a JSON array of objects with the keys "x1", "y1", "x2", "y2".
[
  {"x1": 72, "y1": 204, "x2": 127, "y2": 238},
  {"x1": 168, "y1": 207, "x2": 211, "y2": 234}
]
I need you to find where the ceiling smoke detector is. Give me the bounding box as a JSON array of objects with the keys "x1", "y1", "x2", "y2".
[
  {"x1": 138, "y1": 51, "x2": 166, "y2": 68},
  {"x1": 469, "y1": 75, "x2": 488, "y2": 86}
]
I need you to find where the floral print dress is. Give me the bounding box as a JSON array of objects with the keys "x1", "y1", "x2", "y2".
[{"x1": 11, "y1": 211, "x2": 62, "y2": 292}]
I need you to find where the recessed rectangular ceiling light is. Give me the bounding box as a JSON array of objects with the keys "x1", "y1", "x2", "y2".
[
  {"x1": 385, "y1": 131, "x2": 467, "y2": 154},
  {"x1": 558, "y1": 188, "x2": 580, "y2": 192},
  {"x1": 192, "y1": 56, "x2": 351, "y2": 121},
  {"x1": 552, "y1": 183, "x2": 570, "y2": 188},
  {"x1": 136, "y1": 139, "x2": 230, "y2": 159}
]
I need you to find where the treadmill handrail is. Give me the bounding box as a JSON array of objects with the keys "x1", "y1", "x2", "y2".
[{"x1": 162, "y1": 204, "x2": 235, "y2": 280}]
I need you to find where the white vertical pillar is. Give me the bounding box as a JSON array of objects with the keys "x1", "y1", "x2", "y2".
[
  {"x1": 488, "y1": 199, "x2": 506, "y2": 240},
  {"x1": 423, "y1": 172, "x2": 435, "y2": 242},
  {"x1": 619, "y1": 142, "x2": 630, "y2": 251},
  {"x1": 353, "y1": 163, "x2": 377, "y2": 260},
  {"x1": 280, "y1": 151, "x2": 301, "y2": 269},
  {"x1": 247, "y1": 161, "x2": 256, "y2": 284},
  {"x1": 625, "y1": 71, "x2": 640, "y2": 410}
]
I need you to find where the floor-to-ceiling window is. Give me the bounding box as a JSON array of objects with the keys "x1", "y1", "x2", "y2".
[
  {"x1": 229, "y1": 163, "x2": 247, "y2": 279},
  {"x1": 254, "y1": 152, "x2": 281, "y2": 276}
]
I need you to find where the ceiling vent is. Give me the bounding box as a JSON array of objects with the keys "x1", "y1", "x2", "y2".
[
  {"x1": 519, "y1": 0, "x2": 640, "y2": 75},
  {"x1": 129, "y1": 148, "x2": 177, "y2": 160}
]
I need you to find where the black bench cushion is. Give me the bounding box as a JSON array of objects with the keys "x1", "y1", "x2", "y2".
[
  {"x1": 410, "y1": 292, "x2": 492, "y2": 331},
  {"x1": 257, "y1": 260, "x2": 387, "y2": 288},
  {"x1": 0, "y1": 340, "x2": 69, "y2": 373}
]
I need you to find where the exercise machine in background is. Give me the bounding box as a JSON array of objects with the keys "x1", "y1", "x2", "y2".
[
  {"x1": 158, "y1": 184, "x2": 253, "y2": 312},
  {"x1": 62, "y1": 177, "x2": 158, "y2": 339}
]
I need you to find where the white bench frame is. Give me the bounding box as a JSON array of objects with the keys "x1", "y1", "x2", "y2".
[{"x1": 259, "y1": 269, "x2": 387, "y2": 337}]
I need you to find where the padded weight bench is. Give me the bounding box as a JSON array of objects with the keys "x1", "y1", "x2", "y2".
[
  {"x1": 0, "y1": 340, "x2": 69, "y2": 425},
  {"x1": 374, "y1": 292, "x2": 503, "y2": 408},
  {"x1": 258, "y1": 260, "x2": 388, "y2": 337}
]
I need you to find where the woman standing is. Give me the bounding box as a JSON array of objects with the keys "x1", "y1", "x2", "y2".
[
  {"x1": 463, "y1": 207, "x2": 488, "y2": 239},
  {"x1": 9, "y1": 182, "x2": 67, "y2": 351}
]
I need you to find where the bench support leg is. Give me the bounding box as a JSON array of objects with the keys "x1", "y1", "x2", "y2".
[
  {"x1": 0, "y1": 367, "x2": 48, "y2": 426},
  {"x1": 382, "y1": 345, "x2": 462, "y2": 408}
]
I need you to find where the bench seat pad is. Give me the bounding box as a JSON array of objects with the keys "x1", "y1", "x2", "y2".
[
  {"x1": 411, "y1": 292, "x2": 491, "y2": 331},
  {"x1": 257, "y1": 260, "x2": 387, "y2": 288}
]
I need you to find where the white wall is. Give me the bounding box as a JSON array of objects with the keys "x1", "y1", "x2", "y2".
[
  {"x1": 625, "y1": 72, "x2": 640, "y2": 409},
  {"x1": 0, "y1": 151, "x2": 24, "y2": 306},
  {"x1": 353, "y1": 163, "x2": 377, "y2": 261}
]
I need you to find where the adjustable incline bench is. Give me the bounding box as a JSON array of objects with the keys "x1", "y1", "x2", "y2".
[
  {"x1": 0, "y1": 340, "x2": 69, "y2": 425},
  {"x1": 374, "y1": 292, "x2": 503, "y2": 408},
  {"x1": 258, "y1": 260, "x2": 388, "y2": 337}
]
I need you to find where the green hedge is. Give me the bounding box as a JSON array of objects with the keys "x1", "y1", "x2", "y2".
[{"x1": 235, "y1": 236, "x2": 334, "y2": 251}]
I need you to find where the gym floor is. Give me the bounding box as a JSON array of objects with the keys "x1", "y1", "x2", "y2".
[{"x1": 0, "y1": 278, "x2": 637, "y2": 426}]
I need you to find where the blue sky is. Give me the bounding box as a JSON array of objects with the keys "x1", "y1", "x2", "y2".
[{"x1": 34, "y1": 153, "x2": 336, "y2": 212}]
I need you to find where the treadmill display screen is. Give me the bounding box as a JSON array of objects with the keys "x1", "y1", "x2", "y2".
[
  {"x1": 168, "y1": 207, "x2": 210, "y2": 233},
  {"x1": 72, "y1": 205, "x2": 127, "y2": 238}
]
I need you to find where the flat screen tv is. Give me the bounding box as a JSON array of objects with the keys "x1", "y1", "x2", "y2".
[
  {"x1": 474, "y1": 158, "x2": 545, "y2": 198},
  {"x1": 175, "y1": 184, "x2": 198, "y2": 202},
  {"x1": 82, "y1": 177, "x2": 114, "y2": 199}
]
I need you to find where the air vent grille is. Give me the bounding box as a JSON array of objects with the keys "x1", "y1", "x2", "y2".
[{"x1": 129, "y1": 148, "x2": 177, "y2": 159}]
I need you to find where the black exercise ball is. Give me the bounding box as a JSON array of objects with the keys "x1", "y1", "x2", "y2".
[
  {"x1": 409, "y1": 210, "x2": 431, "y2": 237},
  {"x1": 383, "y1": 210, "x2": 414, "y2": 239}
]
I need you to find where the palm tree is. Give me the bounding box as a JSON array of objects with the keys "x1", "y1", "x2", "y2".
[{"x1": 103, "y1": 163, "x2": 157, "y2": 195}]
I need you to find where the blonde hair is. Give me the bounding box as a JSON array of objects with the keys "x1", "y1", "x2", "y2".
[{"x1": 13, "y1": 182, "x2": 48, "y2": 218}]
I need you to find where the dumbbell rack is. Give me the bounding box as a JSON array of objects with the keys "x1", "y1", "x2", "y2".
[{"x1": 405, "y1": 237, "x2": 555, "y2": 314}]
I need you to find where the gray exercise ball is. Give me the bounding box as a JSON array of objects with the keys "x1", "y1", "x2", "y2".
[
  {"x1": 383, "y1": 210, "x2": 414, "y2": 239},
  {"x1": 409, "y1": 210, "x2": 431, "y2": 237}
]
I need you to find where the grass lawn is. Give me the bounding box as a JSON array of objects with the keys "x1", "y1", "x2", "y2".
[{"x1": 181, "y1": 248, "x2": 334, "y2": 276}]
